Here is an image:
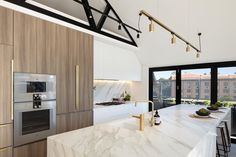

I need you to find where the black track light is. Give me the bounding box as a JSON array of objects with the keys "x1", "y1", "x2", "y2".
[
  {"x1": 137, "y1": 33, "x2": 140, "y2": 38},
  {"x1": 118, "y1": 23, "x2": 122, "y2": 30}
]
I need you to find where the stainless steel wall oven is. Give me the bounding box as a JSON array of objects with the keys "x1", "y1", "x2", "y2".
[{"x1": 14, "y1": 73, "x2": 56, "y2": 147}]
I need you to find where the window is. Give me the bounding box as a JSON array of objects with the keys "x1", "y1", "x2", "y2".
[
  {"x1": 218, "y1": 67, "x2": 236, "y2": 103},
  {"x1": 152, "y1": 71, "x2": 176, "y2": 109},
  {"x1": 205, "y1": 82, "x2": 210, "y2": 86},
  {"x1": 149, "y1": 61, "x2": 236, "y2": 110},
  {"x1": 181, "y1": 68, "x2": 211, "y2": 104}
]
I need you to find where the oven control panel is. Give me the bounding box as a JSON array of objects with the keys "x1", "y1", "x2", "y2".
[{"x1": 33, "y1": 94, "x2": 42, "y2": 109}]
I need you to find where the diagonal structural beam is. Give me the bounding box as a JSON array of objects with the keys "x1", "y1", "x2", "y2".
[
  {"x1": 81, "y1": 0, "x2": 97, "y2": 29},
  {"x1": 97, "y1": 5, "x2": 111, "y2": 30},
  {"x1": 104, "y1": 0, "x2": 136, "y2": 46}
]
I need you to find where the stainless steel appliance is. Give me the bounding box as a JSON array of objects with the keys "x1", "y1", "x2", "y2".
[{"x1": 14, "y1": 73, "x2": 56, "y2": 147}]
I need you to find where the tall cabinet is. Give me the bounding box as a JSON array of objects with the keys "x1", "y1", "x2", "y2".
[
  {"x1": 0, "y1": 6, "x2": 13, "y2": 157},
  {"x1": 0, "y1": 6, "x2": 93, "y2": 157}
]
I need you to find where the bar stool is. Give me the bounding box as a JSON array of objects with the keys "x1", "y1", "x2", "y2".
[{"x1": 216, "y1": 121, "x2": 231, "y2": 157}]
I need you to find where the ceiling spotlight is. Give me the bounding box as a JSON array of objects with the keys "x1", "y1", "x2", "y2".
[
  {"x1": 118, "y1": 23, "x2": 122, "y2": 30},
  {"x1": 171, "y1": 33, "x2": 176, "y2": 44},
  {"x1": 149, "y1": 19, "x2": 154, "y2": 32},
  {"x1": 186, "y1": 43, "x2": 190, "y2": 52},
  {"x1": 196, "y1": 52, "x2": 200, "y2": 58},
  {"x1": 89, "y1": 15, "x2": 93, "y2": 19},
  {"x1": 137, "y1": 33, "x2": 140, "y2": 38}
]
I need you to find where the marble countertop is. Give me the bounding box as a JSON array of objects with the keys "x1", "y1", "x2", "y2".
[{"x1": 48, "y1": 104, "x2": 230, "y2": 157}]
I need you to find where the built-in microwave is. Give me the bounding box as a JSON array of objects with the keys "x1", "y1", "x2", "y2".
[
  {"x1": 14, "y1": 73, "x2": 56, "y2": 103},
  {"x1": 13, "y1": 73, "x2": 56, "y2": 147}
]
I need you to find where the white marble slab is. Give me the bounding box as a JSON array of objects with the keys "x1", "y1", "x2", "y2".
[
  {"x1": 94, "y1": 103, "x2": 149, "y2": 124},
  {"x1": 47, "y1": 104, "x2": 230, "y2": 157},
  {"x1": 93, "y1": 80, "x2": 131, "y2": 103}
]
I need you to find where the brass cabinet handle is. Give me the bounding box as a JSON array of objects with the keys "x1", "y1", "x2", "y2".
[
  {"x1": 11, "y1": 60, "x2": 14, "y2": 120},
  {"x1": 76, "y1": 65, "x2": 80, "y2": 110}
]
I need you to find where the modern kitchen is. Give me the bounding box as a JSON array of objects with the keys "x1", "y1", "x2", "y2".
[{"x1": 0, "y1": 0, "x2": 236, "y2": 157}]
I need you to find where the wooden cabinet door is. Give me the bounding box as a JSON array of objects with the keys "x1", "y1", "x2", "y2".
[
  {"x1": 14, "y1": 11, "x2": 37, "y2": 73},
  {"x1": 13, "y1": 140, "x2": 46, "y2": 157},
  {"x1": 0, "y1": 124, "x2": 12, "y2": 149},
  {"x1": 68, "y1": 29, "x2": 93, "y2": 112},
  {"x1": 79, "y1": 34, "x2": 93, "y2": 111},
  {"x1": 56, "y1": 25, "x2": 68, "y2": 114},
  {"x1": 67, "y1": 111, "x2": 93, "y2": 131},
  {"x1": 36, "y1": 19, "x2": 56, "y2": 74},
  {"x1": 0, "y1": 147, "x2": 12, "y2": 157},
  {"x1": 56, "y1": 114, "x2": 68, "y2": 134},
  {"x1": 0, "y1": 45, "x2": 12, "y2": 125},
  {"x1": 0, "y1": 6, "x2": 13, "y2": 45}
]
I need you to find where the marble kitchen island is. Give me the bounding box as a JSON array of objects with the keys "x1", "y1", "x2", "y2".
[{"x1": 47, "y1": 104, "x2": 230, "y2": 157}]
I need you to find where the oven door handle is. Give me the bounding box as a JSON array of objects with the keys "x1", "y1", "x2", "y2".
[{"x1": 76, "y1": 65, "x2": 80, "y2": 110}]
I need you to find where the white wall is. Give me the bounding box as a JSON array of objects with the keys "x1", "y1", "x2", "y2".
[{"x1": 94, "y1": 39, "x2": 142, "y2": 81}]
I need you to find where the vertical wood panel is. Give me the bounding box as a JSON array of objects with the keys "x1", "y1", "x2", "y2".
[
  {"x1": 0, "y1": 45, "x2": 12, "y2": 124},
  {"x1": 56, "y1": 114, "x2": 68, "y2": 134},
  {"x1": 14, "y1": 11, "x2": 37, "y2": 73},
  {"x1": 56, "y1": 25, "x2": 69, "y2": 114},
  {"x1": 68, "y1": 29, "x2": 80, "y2": 112},
  {"x1": 36, "y1": 19, "x2": 56, "y2": 74},
  {"x1": 79, "y1": 34, "x2": 94, "y2": 111},
  {"x1": 68, "y1": 29, "x2": 93, "y2": 112},
  {"x1": 13, "y1": 140, "x2": 46, "y2": 157},
  {"x1": 0, "y1": 147, "x2": 12, "y2": 157},
  {"x1": 0, "y1": 6, "x2": 13, "y2": 45},
  {"x1": 68, "y1": 110, "x2": 93, "y2": 131},
  {"x1": 0, "y1": 124, "x2": 12, "y2": 148}
]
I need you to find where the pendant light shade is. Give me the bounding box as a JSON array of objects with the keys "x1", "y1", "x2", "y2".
[
  {"x1": 186, "y1": 44, "x2": 190, "y2": 52},
  {"x1": 171, "y1": 33, "x2": 176, "y2": 44},
  {"x1": 149, "y1": 20, "x2": 154, "y2": 32}
]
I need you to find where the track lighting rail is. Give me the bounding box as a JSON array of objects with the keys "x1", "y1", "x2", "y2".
[{"x1": 140, "y1": 10, "x2": 201, "y2": 53}]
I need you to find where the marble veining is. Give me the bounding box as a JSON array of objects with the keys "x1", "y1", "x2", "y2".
[
  {"x1": 93, "y1": 80, "x2": 131, "y2": 103},
  {"x1": 47, "y1": 104, "x2": 230, "y2": 157}
]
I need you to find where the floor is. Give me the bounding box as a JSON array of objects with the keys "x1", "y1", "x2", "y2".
[{"x1": 229, "y1": 144, "x2": 236, "y2": 157}]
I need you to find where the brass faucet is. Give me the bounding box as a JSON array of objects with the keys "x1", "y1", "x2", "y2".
[{"x1": 132, "y1": 101, "x2": 155, "y2": 131}]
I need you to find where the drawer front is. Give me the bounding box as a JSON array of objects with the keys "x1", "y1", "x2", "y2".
[
  {"x1": 0, "y1": 124, "x2": 12, "y2": 148},
  {"x1": 0, "y1": 147, "x2": 12, "y2": 157}
]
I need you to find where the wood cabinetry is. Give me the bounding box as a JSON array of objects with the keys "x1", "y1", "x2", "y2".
[
  {"x1": 68, "y1": 29, "x2": 93, "y2": 112},
  {"x1": 0, "y1": 45, "x2": 13, "y2": 125},
  {"x1": 36, "y1": 19, "x2": 56, "y2": 74},
  {"x1": 0, "y1": 6, "x2": 13, "y2": 45},
  {"x1": 0, "y1": 147, "x2": 12, "y2": 157},
  {"x1": 67, "y1": 110, "x2": 93, "y2": 131},
  {"x1": 56, "y1": 25, "x2": 69, "y2": 114},
  {"x1": 56, "y1": 114, "x2": 68, "y2": 134},
  {"x1": 14, "y1": 11, "x2": 37, "y2": 73},
  {"x1": 0, "y1": 124, "x2": 12, "y2": 149},
  {"x1": 13, "y1": 140, "x2": 46, "y2": 157}
]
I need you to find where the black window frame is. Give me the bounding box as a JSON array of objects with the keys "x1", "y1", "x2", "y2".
[{"x1": 149, "y1": 61, "x2": 236, "y2": 111}]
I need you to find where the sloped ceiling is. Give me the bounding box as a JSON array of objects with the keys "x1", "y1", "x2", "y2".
[{"x1": 34, "y1": 0, "x2": 236, "y2": 67}]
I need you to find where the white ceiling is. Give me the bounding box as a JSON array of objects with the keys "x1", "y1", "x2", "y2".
[{"x1": 34, "y1": 0, "x2": 236, "y2": 67}]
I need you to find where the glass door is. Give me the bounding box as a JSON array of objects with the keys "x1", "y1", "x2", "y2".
[{"x1": 152, "y1": 70, "x2": 176, "y2": 109}]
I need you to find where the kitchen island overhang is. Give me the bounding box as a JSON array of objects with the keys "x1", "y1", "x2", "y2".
[{"x1": 47, "y1": 104, "x2": 231, "y2": 157}]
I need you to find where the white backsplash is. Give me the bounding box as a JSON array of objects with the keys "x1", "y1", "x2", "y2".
[{"x1": 94, "y1": 80, "x2": 131, "y2": 104}]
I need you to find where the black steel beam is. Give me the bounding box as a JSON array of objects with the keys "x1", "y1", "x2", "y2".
[
  {"x1": 4, "y1": 0, "x2": 137, "y2": 47},
  {"x1": 80, "y1": 0, "x2": 97, "y2": 29},
  {"x1": 104, "y1": 0, "x2": 136, "y2": 47},
  {"x1": 97, "y1": 5, "x2": 111, "y2": 30}
]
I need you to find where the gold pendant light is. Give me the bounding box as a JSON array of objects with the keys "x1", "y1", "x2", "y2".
[
  {"x1": 171, "y1": 33, "x2": 176, "y2": 44},
  {"x1": 186, "y1": 44, "x2": 190, "y2": 52},
  {"x1": 149, "y1": 20, "x2": 154, "y2": 32}
]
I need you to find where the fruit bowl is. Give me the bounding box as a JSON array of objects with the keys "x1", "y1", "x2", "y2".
[{"x1": 196, "y1": 108, "x2": 210, "y2": 116}]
